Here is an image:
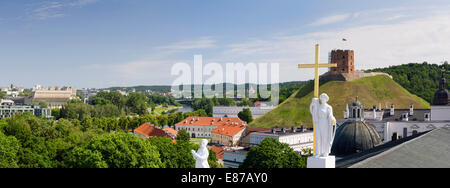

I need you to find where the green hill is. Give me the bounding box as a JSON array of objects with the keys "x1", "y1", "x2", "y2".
[{"x1": 249, "y1": 75, "x2": 430, "y2": 128}]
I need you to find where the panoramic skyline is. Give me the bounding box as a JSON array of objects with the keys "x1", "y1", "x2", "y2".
[{"x1": 1, "y1": 0, "x2": 450, "y2": 88}]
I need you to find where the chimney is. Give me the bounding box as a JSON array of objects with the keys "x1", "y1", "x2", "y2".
[
  {"x1": 281, "y1": 128, "x2": 286, "y2": 133},
  {"x1": 373, "y1": 107, "x2": 377, "y2": 119},
  {"x1": 409, "y1": 104, "x2": 414, "y2": 116},
  {"x1": 379, "y1": 103, "x2": 382, "y2": 111},
  {"x1": 424, "y1": 113, "x2": 431, "y2": 121},
  {"x1": 271, "y1": 128, "x2": 277, "y2": 134},
  {"x1": 390, "y1": 104, "x2": 395, "y2": 116},
  {"x1": 344, "y1": 104, "x2": 349, "y2": 119},
  {"x1": 301, "y1": 126, "x2": 306, "y2": 132},
  {"x1": 402, "y1": 113, "x2": 409, "y2": 121},
  {"x1": 291, "y1": 126, "x2": 297, "y2": 133}
]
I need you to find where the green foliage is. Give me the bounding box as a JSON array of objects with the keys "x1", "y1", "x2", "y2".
[
  {"x1": 127, "y1": 92, "x2": 149, "y2": 115},
  {"x1": 0, "y1": 132, "x2": 21, "y2": 168},
  {"x1": 208, "y1": 149, "x2": 224, "y2": 168},
  {"x1": 238, "y1": 108, "x2": 253, "y2": 123},
  {"x1": 51, "y1": 108, "x2": 61, "y2": 120},
  {"x1": 176, "y1": 130, "x2": 191, "y2": 143},
  {"x1": 64, "y1": 146, "x2": 107, "y2": 168},
  {"x1": 250, "y1": 75, "x2": 430, "y2": 128},
  {"x1": 72, "y1": 133, "x2": 162, "y2": 168},
  {"x1": 366, "y1": 62, "x2": 449, "y2": 103},
  {"x1": 94, "y1": 91, "x2": 126, "y2": 109},
  {"x1": 39, "y1": 101, "x2": 49, "y2": 108},
  {"x1": 241, "y1": 138, "x2": 306, "y2": 168}
]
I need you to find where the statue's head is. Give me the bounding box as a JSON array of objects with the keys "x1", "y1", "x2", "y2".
[
  {"x1": 201, "y1": 139, "x2": 208, "y2": 148},
  {"x1": 320, "y1": 93, "x2": 329, "y2": 103}
]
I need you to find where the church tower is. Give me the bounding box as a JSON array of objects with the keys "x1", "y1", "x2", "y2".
[{"x1": 433, "y1": 69, "x2": 449, "y2": 105}]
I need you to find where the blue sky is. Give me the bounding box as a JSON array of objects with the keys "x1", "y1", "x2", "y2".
[{"x1": 1, "y1": 0, "x2": 450, "y2": 88}]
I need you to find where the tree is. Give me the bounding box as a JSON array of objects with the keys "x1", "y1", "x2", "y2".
[
  {"x1": 74, "y1": 133, "x2": 162, "y2": 168},
  {"x1": 39, "y1": 101, "x2": 49, "y2": 108},
  {"x1": 51, "y1": 108, "x2": 61, "y2": 120},
  {"x1": 147, "y1": 137, "x2": 179, "y2": 168},
  {"x1": 0, "y1": 132, "x2": 21, "y2": 168},
  {"x1": 238, "y1": 108, "x2": 253, "y2": 123},
  {"x1": 176, "y1": 130, "x2": 191, "y2": 143},
  {"x1": 127, "y1": 92, "x2": 149, "y2": 115},
  {"x1": 241, "y1": 138, "x2": 307, "y2": 168}
]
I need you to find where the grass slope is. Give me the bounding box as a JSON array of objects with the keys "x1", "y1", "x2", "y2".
[{"x1": 249, "y1": 75, "x2": 430, "y2": 128}]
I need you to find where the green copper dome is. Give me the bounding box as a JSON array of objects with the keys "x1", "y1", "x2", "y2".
[{"x1": 331, "y1": 120, "x2": 382, "y2": 156}]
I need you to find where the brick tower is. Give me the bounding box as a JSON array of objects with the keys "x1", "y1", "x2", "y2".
[{"x1": 329, "y1": 50, "x2": 355, "y2": 74}]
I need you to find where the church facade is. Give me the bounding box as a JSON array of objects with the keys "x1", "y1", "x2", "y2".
[{"x1": 337, "y1": 71, "x2": 450, "y2": 145}]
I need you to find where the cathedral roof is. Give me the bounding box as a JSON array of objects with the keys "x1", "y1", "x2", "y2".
[{"x1": 331, "y1": 120, "x2": 382, "y2": 156}]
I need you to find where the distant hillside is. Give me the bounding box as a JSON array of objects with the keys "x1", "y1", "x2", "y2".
[
  {"x1": 249, "y1": 75, "x2": 430, "y2": 128},
  {"x1": 366, "y1": 62, "x2": 449, "y2": 103}
]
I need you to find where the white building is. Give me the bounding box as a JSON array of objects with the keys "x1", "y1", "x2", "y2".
[
  {"x1": 249, "y1": 127, "x2": 313, "y2": 153},
  {"x1": 213, "y1": 106, "x2": 274, "y2": 119},
  {"x1": 223, "y1": 148, "x2": 248, "y2": 168},
  {"x1": 175, "y1": 117, "x2": 245, "y2": 139}
]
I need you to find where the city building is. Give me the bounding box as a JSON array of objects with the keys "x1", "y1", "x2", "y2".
[
  {"x1": 209, "y1": 145, "x2": 224, "y2": 166},
  {"x1": 239, "y1": 127, "x2": 271, "y2": 147},
  {"x1": 25, "y1": 85, "x2": 78, "y2": 109},
  {"x1": 249, "y1": 126, "x2": 313, "y2": 153},
  {"x1": 223, "y1": 147, "x2": 248, "y2": 168},
  {"x1": 162, "y1": 128, "x2": 178, "y2": 139},
  {"x1": 213, "y1": 106, "x2": 274, "y2": 119},
  {"x1": 0, "y1": 99, "x2": 52, "y2": 119},
  {"x1": 132, "y1": 122, "x2": 175, "y2": 142},
  {"x1": 175, "y1": 117, "x2": 245, "y2": 139},
  {"x1": 334, "y1": 73, "x2": 450, "y2": 157},
  {"x1": 210, "y1": 121, "x2": 247, "y2": 146}
]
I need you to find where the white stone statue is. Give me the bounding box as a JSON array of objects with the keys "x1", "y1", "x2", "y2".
[
  {"x1": 191, "y1": 139, "x2": 210, "y2": 168},
  {"x1": 310, "y1": 93, "x2": 337, "y2": 158}
]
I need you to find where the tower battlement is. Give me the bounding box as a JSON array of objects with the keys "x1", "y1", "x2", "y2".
[{"x1": 329, "y1": 50, "x2": 355, "y2": 74}]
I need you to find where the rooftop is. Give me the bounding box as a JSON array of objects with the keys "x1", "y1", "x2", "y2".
[
  {"x1": 176, "y1": 117, "x2": 245, "y2": 127},
  {"x1": 162, "y1": 128, "x2": 178, "y2": 136},
  {"x1": 252, "y1": 127, "x2": 312, "y2": 137},
  {"x1": 211, "y1": 123, "x2": 247, "y2": 137},
  {"x1": 337, "y1": 128, "x2": 450, "y2": 168},
  {"x1": 134, "y1": 122, "x2": 172, "y2": 139}
]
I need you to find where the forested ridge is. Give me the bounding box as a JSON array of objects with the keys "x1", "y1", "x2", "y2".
[{"x1": 366, "y1": 62, "x2": 449, "y2": 103}]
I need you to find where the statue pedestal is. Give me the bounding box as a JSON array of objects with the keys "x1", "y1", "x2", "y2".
[{"x1": 307, "y1": 156, "x2": 335, "y2": 168}]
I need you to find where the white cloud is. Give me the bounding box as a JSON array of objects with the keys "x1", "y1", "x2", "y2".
[
  {"x1": 80, "y1": 5, "x2": 450, "y2": 86},
  {"x1": 221, "y1": 6, "x2": 450, "y2": 83},
  {"x1": 310, "y1": 13, "x2": 352, "y2": 27},
  {"x1": 28, "y1": 0, "x2": 101, "y2": 20},
  {"x1": 156, "y1": 37, "x2": 217, "y2": 54}
]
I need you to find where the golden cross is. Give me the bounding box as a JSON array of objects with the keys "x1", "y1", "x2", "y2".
[
  {"x1": 298, "y1": 44, "x2": 337, "y2": 155},
  {"x1": 298, "y1": 44, "x2": 338, "y2": 98}
]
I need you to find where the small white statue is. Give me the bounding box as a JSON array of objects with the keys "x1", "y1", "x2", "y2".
[
  {"x1": 310, "y1": 93, "x2": 337, "y2": 158},
  {"x1": 191, "y1": 139, "x2": 210, "y2": 168}
]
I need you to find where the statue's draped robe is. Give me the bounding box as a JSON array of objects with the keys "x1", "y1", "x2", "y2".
[
  {"x1": 311, "y1": 98, "x2": 336, "y2": 157},
  {"x1": 310, "y1": 98, "x2": 320, "y2": 157},
  {"x1": 193, "y1": 147, "x2": 210, "y2": 168}
]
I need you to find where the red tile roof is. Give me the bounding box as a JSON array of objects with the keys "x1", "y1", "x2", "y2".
[
  {"x1": 210, "y1": 145, "x2": 224, "y2": 160},
  {"x1": 211, "y1": 123, "x2": 247, "y2": 137},
  {"x1": 162, "y1": 128, "x2": 178, "y2": 136},
  {"x1": 134, "y1": 122, "x2": 171, "y2": 138},
  {"x1": 244, "y1": 127, "x2": 271, "y2": 137},
  {"x1": 176, "y1": 117, "x2": 245, "y2": 127}
]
